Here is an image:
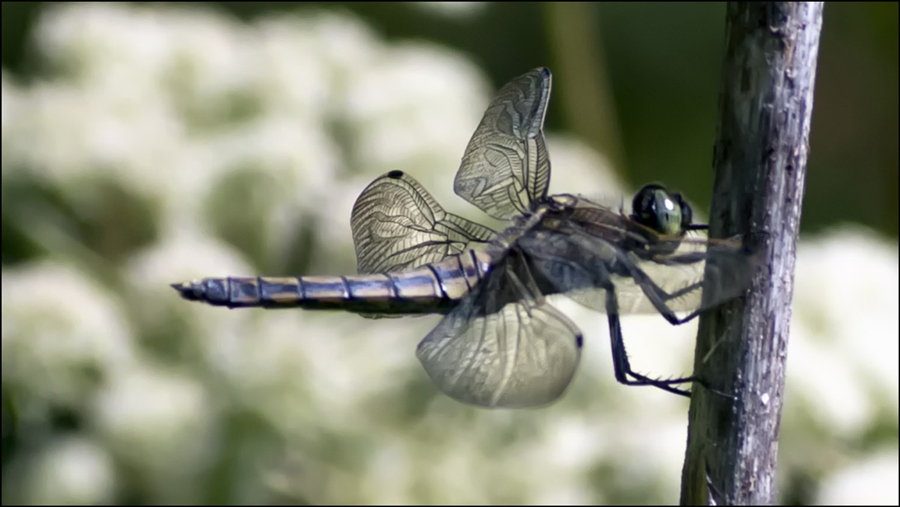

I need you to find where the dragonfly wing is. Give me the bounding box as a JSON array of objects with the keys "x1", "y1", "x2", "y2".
[
  {"x1": 614, "y1": 234, "x2": 756, "y2": 315},
  {"x1": 454, "y1": 67, "x2": 552, "y2": 220},
  {"x1": 351, "y1": 170, "x2": 495, "y2": 275},
  {"x1": 416, "y1": 259, "x2": 582, "y2": 408}
]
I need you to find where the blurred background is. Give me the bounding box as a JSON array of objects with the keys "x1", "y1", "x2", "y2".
[{"x1": 1, "y1": 2, "x2": 896, "y2": 504}]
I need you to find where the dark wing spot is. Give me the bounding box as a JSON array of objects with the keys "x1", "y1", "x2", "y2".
[{"x1": 387, "y1": 170, "x2": 404, "y2": 179}]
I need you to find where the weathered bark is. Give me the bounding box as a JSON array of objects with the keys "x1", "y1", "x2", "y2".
[{"x1": 680, "y1": 3, "x2": 823, "y2": 505}]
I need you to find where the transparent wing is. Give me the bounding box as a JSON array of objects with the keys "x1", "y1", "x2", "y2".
[
  {"x1": 454, "y1": 67, "x2": 552, "y2": 220},
  {"x1": 614, "y1": 234, "x2": 756, "y2": 315},
  {"x1": 415, "y1": 259, "x2": 582, "y2": 408},
  {"x1": 520, "y1": 224, "x2": 756, "y2": 316},
  {"x1": 351, "y1": 170, "x2": 495, "y2": 275}
]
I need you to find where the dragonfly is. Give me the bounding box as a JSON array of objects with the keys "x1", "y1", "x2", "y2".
[{"x1": 172, "y1": 67, "x2": 755, "y2": 408}]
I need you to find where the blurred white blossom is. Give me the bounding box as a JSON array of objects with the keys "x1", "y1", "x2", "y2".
[
  {"x1": 1, "y1": 3, "x2": 897, "y2": 506},
  {"x1": 16, "y1": 437, "x2": 117, "y2": 505},
  {"x1": 92, "y1": 364, "x2": 216, "y2": 503},
  {"x1": 787, "y1": 226, "x2": 899, "y2": 435},
  {"x1": 815, "y1": 449, "x2": 900, "y2": 505},
  {"x1": 413, "y1": 2, "x2": 488, "y2": 20},
  {"x1": 0, "y1": 72, "x2": 21, "y2": 137},
  {"x1": 2, "y1": 262, "x2": 137, "y2": 415}
]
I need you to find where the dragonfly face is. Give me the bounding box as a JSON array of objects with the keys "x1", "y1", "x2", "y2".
[{"x1": 172, "y1": 67, "x2": 756, "y2": 408}]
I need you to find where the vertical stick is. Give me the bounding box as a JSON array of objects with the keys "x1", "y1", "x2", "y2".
[{"x1": 681, "y1": 3, "x2": 823, "y2": 505}]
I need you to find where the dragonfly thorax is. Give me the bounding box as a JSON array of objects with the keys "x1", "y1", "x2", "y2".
[{"x1": 547, "y1": 193, "x2": 579, "y2": 209}]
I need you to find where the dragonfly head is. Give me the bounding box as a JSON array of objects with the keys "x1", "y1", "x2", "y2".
[{"x1": 630, "y1": 184, "x2": 693, "y2": 237}]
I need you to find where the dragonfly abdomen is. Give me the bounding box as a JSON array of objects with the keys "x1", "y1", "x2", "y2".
[{"x1": 171, "y1": 250, "x2": 493, "y2": 315}]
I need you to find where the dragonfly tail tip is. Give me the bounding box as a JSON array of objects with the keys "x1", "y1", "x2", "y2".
[{"x1": 170, "y1": 281, "x2": 200, "y2": 301}]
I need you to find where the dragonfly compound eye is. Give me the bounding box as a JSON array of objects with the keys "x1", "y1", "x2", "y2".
[
  {"x1": 672, "y1": 192, "x2": 694, "y2": 232},
  {"x1": 632, "y1": 184, "x2": 688, "y2": 236}
]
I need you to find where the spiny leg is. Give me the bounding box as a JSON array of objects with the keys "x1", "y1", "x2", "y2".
[
  {"x1": 616, "y1": 251, "x2": 708, "y2": 326},
  {"x1": 603, "y1": 281, "x2": 694, "y2": 397}
]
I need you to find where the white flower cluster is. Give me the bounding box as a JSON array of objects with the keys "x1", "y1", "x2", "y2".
[{"x1": 1, "y1": 3, "x2": 896, "y2": 505}]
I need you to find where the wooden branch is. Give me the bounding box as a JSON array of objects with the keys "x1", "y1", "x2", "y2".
[{"x1": 680, "y1": 3, "x2": 823, "y2": 505}]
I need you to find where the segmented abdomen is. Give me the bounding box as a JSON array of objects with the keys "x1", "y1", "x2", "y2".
[{"x1": 172, "y1": 250, "x2": 493, "y2": 316}]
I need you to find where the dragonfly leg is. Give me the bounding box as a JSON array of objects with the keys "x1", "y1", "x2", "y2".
[
  {"x1": 636, "y1": 246, "x2": 745, "y2": 321},
  {"x1": 604, "y1": 283, "x2": 694, "y2": 397},
  {"x1": 610, "y1": 256, "x2": 742, "y2": 400},
  {"x1": 617, "y1": 252, "x2": 708, "y2": 326}
]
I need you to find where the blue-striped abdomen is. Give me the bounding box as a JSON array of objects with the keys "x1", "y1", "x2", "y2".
[{"x1": 171, "y1": 249, "x2": 493, "y2": 316}]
